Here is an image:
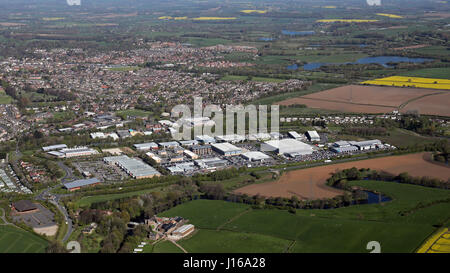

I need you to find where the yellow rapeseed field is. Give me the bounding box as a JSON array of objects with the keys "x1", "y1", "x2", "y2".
[
  {"x1": 240, "y1": 10, "x2": 267, "y2": 14},
  {"x1": 316, "y1": 19, "x2": 379, "y2": 23},
  {"x1": 361, "y1": 76, "x2": 450, "y2": 90},
  {"x1": 416, "y1": 228, "x2": 450, "y2": 253},
  {"x1": 323, "y1": 6, "x2": 337, "y2": 9},
  {"x1": 376, "y1": 13, "x2": 404, "y2": 19}
]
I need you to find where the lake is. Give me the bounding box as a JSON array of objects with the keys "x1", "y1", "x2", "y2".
[{"x1": 289, "y1": 56, "x2": 434, "y2": 71}]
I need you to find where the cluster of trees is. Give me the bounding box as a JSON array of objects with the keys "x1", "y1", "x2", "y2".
[
  {"x1": 342, "y1": 127, "x2": 388, "y2": 136},
  {"x1": 327, "y1": 167, "x2": 450, "y2": 190}
]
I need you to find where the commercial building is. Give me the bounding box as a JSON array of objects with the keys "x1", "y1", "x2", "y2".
[
  {"x1": 12, "y1": 200, "x2": 39, "y2": 214},
  {"x1": 104, "y1": 155, "x2": 161, "y2": 179},
  {"x1": 306, "y1": 131, "x2": 320, "y2": 142},
  {"x1": 158, "y1": 141, "x2": 180, "y2": 149},
  {"x1": 349, "y1": 140, "x2": 382, "y2": 150},
  {"x1": 241, "y1": 151, "x2": 271, "y2": 162},
  {"x1": 133, "y1": 142, "x2": 158, "y2": 151},
  {"x1": 42, "y1": 144, "x2": 67, "y2": 152},
  {"x1": 183, "y1": 149, "x2": 199, "y2": 160},
  {"x1": 64, "y1": 178, "x2": 101, "y2": 191},
  {"x1": 288, "y1": 131, "x2": 302, "y2": 140},
  {"x1": 330, "y1": 141, "x2": 358, "y2": 153},
  {"x1": 211, "y1": 143, "x2": 242, "y2": 156},
  {"x1": 215, "y1": 134, "x2": 246, "y2": 143},
  {"x1": 195, "y1": 135, "x2": 216, "y2": 144},
  {"x1": 179, "y1": 140, "x2": 199, "y2": 147},
  {"x1": 117, "y1": 130, "x2": 131, "y2": 139},
  {"x1": 248, "y1": 132, "x2": 272, "y2": 141},
  {"x1": 194, "y1": 157, "x2": 228, "y2": 169},
  {"x1": 167, "y1": 162, "x2": 196, "y2": 174},
  {"x1": 261, "y1": 139, "x2": 314, "y2": 156},
  {"x1": 191, "y1": 145, "x2": 212, "y2": 156},
  {"x1": 146, "y1": 152, "x2": 162, "y2": 164},
  {"x1": 47, "y1": 147, "x2": 99, "y2": 158}
]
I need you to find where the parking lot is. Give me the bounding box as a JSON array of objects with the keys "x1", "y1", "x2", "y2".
[{"x1": 73, "y1": 160, "x2": 129, "y2": 182}]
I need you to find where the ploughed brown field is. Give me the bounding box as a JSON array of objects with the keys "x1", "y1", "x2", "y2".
[
  {"x1": 234, "y1": 153, "x2": 450, "y2": 199},
  {"x1": 278, "y1": 85, "x2": 449, "y2": 116}
]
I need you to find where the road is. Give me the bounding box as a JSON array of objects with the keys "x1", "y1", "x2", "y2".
[
  {"x1": 34, "y1": 161, "x2": 77, "y2": 243},
  {"x1": 0, "y1": 208, "x2": 11, "y2": 225}
]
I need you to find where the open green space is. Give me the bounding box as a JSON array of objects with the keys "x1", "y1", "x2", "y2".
[
  {"x1": 157, "y1": 180, "x2": 450, "y2": 253},
  {"x1": 151, "y1": 240, "x2": 184, "y2": 253},
  {"x1": 252, "y1": 83, "x2": 341, "y2": 105},
  {"x1": 180, "y1": 229, "x2": 291, "y2": 253},
  {"x1": 75, "y1": 186, "x2": 164, "y2": 207},
  {"x1": 398, "y1": 67, "x2": 450, "y2": 80},
  {"x1": 0, "y1": 225, "x2": 48, "y2": 253},
  {"x1": 379, "y1": 128, "x2": 439, "y2": 148},
  {"x1": 0, "y1": 90, "x2": 12, "y2": 104},
  {"x1": 115, "y1": 109, "x2": 152, "y2": 119}
]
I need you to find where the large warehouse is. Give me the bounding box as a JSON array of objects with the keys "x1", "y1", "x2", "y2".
[
  {"x1": 211, "y1": 143, "x2": 242, "y2": 156},
  {"x1": 261, "y1": 139, "x2": 314, "y2": 156},
  {"x1": 241, "y1": 151, "x2": 271, "y2": 162},
  {"x1": 104, "y1": 155, "x2": 161, "y2": 179}
]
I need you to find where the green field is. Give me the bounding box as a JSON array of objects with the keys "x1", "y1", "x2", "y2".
[
  {"x1": 75, "y1": 187, "x2": 164, "y2": 207},
  {"x1": 378, "y1": 128, "x2": 438, "y2": 148},
  {"x1": 0, "y1": 90, "x2": 12, "y2": 104},
  {"x1": 151, "y1": 240, "x2": 184, "y2": 253},
  {"x1": 158, "y1": 181, "x2": 450, "y2": 253},
  {"x1": 0, "y1": 225, "x2": 48, "y2": 253},
  {"x1": 398, "y1": 67, "x2": 450, "y2": 80},
  {"x1": 180, "y1": 229, "x2": 291, "y2": 253},
  {"x1": 115, "y1": 109, "x2": 152, "y2": 119},
  {"x1": 252, "y1": 83, "x2": 341, "y2": 105},
  {"x1": 159, "y1": 199, "x2": 249, "y2": 229}
]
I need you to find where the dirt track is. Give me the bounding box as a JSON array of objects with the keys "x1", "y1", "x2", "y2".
[{"x1": 234, "y1": 153, "x2": 450, "y2": 199}]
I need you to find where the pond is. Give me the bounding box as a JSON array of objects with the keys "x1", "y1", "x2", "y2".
[
  {"x1": 363, "y1": 190, "x2": 392, "y2": 204},
  {"x1": 287, "y1": 56, "x2": 435, "y2": 71},
  {"x1": 259, "y1": 37, "x2": 274, "y2": 41}
]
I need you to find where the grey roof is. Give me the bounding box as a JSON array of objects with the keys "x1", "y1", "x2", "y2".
[{"x1": 64, "y1": 178, "x2": 101, "y2": 189}]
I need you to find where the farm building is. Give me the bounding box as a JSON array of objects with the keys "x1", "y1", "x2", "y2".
[
  {"x1": 133, "y1": 142, "x2": 158, "y2": 151},
  {"x1": 261, "y1": 139, "x2": 314, "y2": 156},
  {"x1": 241, "y1": 151, "x2": 271, "y2": 162},
  {"x1": 104, "y1": 155, "x2": 161, "y2": 179},
  {"x1": 211, "y1": 143, "x2": 242, "y2": 156},
  {"x1": 306, "y1": 131, "x2": 320, "y2": 142},
  {"x1": 172, "y1": 224, "x2": 195, "y2": 238},
  {"x1": 64, "y1": 178, "x2": 101, "y2": 191}
]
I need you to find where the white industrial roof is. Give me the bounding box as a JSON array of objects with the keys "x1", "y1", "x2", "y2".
[
  {"x1": 262, "y1": 139, "x2": 314, "y2": 155},
  {"x1": 211, "y1": 142, "x2": 242, "y2": 153},
  {"x1": 242, "y1": 151, "x2": 271, "y2": 161},
  {"x1": 307, "y1": 130, "x2": 320, "y2": 139}
]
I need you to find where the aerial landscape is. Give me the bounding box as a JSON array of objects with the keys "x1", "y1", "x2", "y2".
[{"x1": 0, "y1": 0, "x2": 449, "y2": 260}]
